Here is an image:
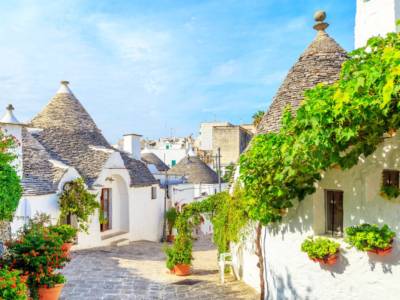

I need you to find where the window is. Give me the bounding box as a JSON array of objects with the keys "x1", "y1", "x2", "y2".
[
  {"x1": 151, "y1": 186, "x2": 157, "y2": 199},
  {"x1": 325, "y1": 190, "x2": 343, "y2": 236},
  {"x1": 166, "y1": 144, "x2": 170, "y2": 150},
  {"x1": 382, "y1": 170, "x2": 399, "y2": 188},
  {"x1": 171, "y1": 160, "x2": 176, "y2": 166}
]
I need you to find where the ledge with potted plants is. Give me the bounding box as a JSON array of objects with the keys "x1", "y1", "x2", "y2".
[
  {"x1": 345, "y1": 223, "x2": 396, "y2": 256},
  {"x1": 302, "y1": 223, "x2": 396, "y2": 267}
]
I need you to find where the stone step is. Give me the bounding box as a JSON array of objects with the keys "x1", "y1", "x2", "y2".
[
  {"x1": 111, "y1": 238, "x2": 130, "y2": 247},
  {"x1": 101, "y1": 230, "x2": 128, "y2": 241}
]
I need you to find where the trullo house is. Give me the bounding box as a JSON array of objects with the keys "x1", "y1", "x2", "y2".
[
  {"x1": 0, "y1": 81, "x2": 164, "y2": 249},
  {"x1": 231, "y1": 7, "x2": 400, "y2": 300}
]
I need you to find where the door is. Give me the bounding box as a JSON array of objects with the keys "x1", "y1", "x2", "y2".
[
  {"x1": 100, "y1": 188, "x2": 112, "y2": 232},
  {"x1": 325, "y1": 190, "x2": 343, "y2": 236}
]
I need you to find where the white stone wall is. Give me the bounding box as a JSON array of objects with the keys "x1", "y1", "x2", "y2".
[
  {"x1": 355, "y1": 0, "x2": 400, "y2": 48},
  {"x1": 129, "y1": 184, "x2": 164, "y2": 242},
  {"x1": 232, "y1": 135, "x2": 400, "y2": 299},
  {"x1": 12, "y1": 151, "x2": 165, "y2": 250}
]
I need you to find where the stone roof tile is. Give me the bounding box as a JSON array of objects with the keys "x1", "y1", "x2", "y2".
[{"x1": 257, "y1": 31, "x2": 347, "y2": 133}]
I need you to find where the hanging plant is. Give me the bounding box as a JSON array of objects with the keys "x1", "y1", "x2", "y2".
[
  {"x1": 380, "y1": 185, "x2": 400, "y2": 200},
  {"x1": 301, "y1": 237, "x2": 340, "y2": 265},
  {"x1": 58, "y1": 178, "x2": 99, "y2": 233},
  {"x1": 345, "y1": 224, "x2": 395, "y2": 255}
]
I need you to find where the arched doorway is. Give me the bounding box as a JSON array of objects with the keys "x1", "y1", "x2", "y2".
[{"x1": 100, "y1": 174, "x2": 129, "y2": 233}]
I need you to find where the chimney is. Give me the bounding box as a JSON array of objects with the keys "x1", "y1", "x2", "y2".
[
  {"x1": 0, "y1": 104, "x2": 25, "y2": 177},
  {"x1": 123, "y1": 133, "x2": 142, "y2": 160}
]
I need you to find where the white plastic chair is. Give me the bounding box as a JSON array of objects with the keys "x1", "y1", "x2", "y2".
[{"x1": 218, "y1": 252, "x2": 233, "y2": 284}]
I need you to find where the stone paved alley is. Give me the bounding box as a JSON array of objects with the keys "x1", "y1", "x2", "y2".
[{"x1": 61, "y1": 237, "x2": 258, "y2": 300}]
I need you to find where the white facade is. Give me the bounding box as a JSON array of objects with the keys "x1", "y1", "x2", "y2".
[
  {"x1": 232, "y1": 135, "x2": 400, "y2": 299},
  {"x1": 355, "y1": 0, "x2": 400, "y2": 48},
  {"x1": 0, "y1": 105, "x2": 23, "y2": 177},
  {"x1": 143, "y1": 137, "x2": 194, "y2": 168},
  {"x1": 8, "y1": 126, "x2": 164, "y2": 250},
  {"x1": 196, "y1": 122, "x2": 231, "y2": 151}
]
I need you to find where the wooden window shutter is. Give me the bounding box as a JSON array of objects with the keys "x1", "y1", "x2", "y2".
[
  {"x1": 382, "y1": 170, "x2": 400, "y2": 188},
  {"x1": 325, "y1": 190, "x2": 344, "y2": 236}
]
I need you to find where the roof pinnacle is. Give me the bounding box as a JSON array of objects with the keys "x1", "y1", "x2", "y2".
[
  {"x1": 313, "y1": 10, "x2": 329, "y2": 32},
  {"x1": 56, "y1": 80, "x2": 73, "y2": 95},
  {"x1": 0, "y1": 103, "x2": 22, "y2": 125},
  {"x1": 6, "y1": 104, "x2": 14, "y2": 112}
]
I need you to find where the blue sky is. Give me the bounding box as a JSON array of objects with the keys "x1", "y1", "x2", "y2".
[{"x1": 0, "y1": 0, "x2": 355, "y2": 143}]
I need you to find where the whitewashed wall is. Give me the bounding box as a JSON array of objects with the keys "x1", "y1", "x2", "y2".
[
  {"x1": 232, "y1": 135, "x2": 400, "y2": 300},
  {"x1": 129, "y1": 185, "x2": 164, "y2": 242},
  {"x1": 11, "y1": 167, "x2": 81, "y2": 235},
  {"x1": 355, "y1": 0, "x2": 400, "y2": 48}
]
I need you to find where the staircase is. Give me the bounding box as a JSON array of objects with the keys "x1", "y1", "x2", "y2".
[{"x1": 101, "y1": 230, "x2": 130, "y2": 247}]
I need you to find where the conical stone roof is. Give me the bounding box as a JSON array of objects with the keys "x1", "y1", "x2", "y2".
[
  {"x1": 168, "y1": 155, "x2": 219, "y2": 184},
  {"x1": 257, "y1": 14, "x2": 347, "y2": 134},
  {"x1": 30, "y1": 81, "x2": 157, "y2": 187},
  {"x1": 141, "y1": 152, "x2": 169, "y2": 172},
  {"x1": 31, "y1": 81, "x2": 100, "y2": 132},
  {"x1": 21, "y1": 128, "x2": 68, "y2": 195}
]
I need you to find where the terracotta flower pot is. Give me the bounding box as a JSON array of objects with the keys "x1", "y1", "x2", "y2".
[
  {"x1": 61, "y1": 243, "x2": 72, "y2": 253},
  {"x1": 173, "y1": 264, "x2": 191, "y2": 276},
  {"x1": 388, "y1": 128, "x2": 397, "y2": 137},
  {"x1": 310, "y1": 253, "x2": 338, "y2": 265},
  {"x1": 166, "y1": 235, "x2": 175, "y2": 243},
  {"x1": 368, "y1": 245, "x2": 393, "y2": 256},
  {"x1": 20, "y1": 274, "x2": 29, "y2": 283},
  {"x1": 38, "y1": 284, "x2": 64, "y2": 300}
]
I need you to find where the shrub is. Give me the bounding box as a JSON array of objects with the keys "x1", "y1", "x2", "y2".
[
  {"x1": 49, "y1": 224, "x2": 78, "y2": 243},
  {"x1": 345, "y1": 224, "x2": 395, "y2": 251},
  {"x1": 5, "y1": 226, "x2": 69, "y2": 295},
  {"x1": 301, "y1": 237, "x2": 340, "y2": 259},
  {"x1": 164, "y1": 214, "x2": 192, "y2": 270},
  {"x1": 39, "y1": 273, "x2": 66, "y2": 288},
  {"x1": 380, "y1": 185, "x2": 400, "y2": 200},
  {"x1": 0, "y1": 268, "x2": 28, "y2": 300}
]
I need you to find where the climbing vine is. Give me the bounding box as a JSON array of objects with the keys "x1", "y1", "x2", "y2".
[
  {"x1": 58, "y1": 178, "x2": 99, "y2": 232},
  {"x1": 164, "y1": 187, "x2": 248, "y2": 269},
  {"x1": 167, "y1": 31, "x2": 400, "y2": 299},
  {"x1": 240, "y1": 32, "x2": 400, "y2": 225},
  {"x1": 0, "y1": 130, "x2": 22, "y2": 221}
]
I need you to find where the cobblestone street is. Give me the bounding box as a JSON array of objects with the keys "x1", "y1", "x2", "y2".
[{"x1": 60, "y1": 237, "x2": 258, "y2": 300}]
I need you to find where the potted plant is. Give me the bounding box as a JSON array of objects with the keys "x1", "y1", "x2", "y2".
[
  {"x1": 38, "y1": 273, "x2": 66, "y2": 300},
  {"x1": 164, "y1": 214, "x2": 193, "y2": 276},
  {"x1": 301, "y1": 237, "x2": 340, "y2": 265},
  {"x1": 165, "y1": 207, "x2": 178, "y2": 242},
  {"x1": 380, "y1": 185, "x2": 400, "y2": 200},
  {"x1": 5, "y1": 226, "x2": 69, "y2": 299},
  {"x1": 345, "y1": 224, "x2": 395, "y2": 256},
  {"x1": 164, "y1": 238, "x2": 192, "y2": 276},
  {"x1": 0, "y1": 267, "x2": 28, "y2": 300},
  {"x1": 49, "y1": 224, "x2": 78, "y2": 255}
]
